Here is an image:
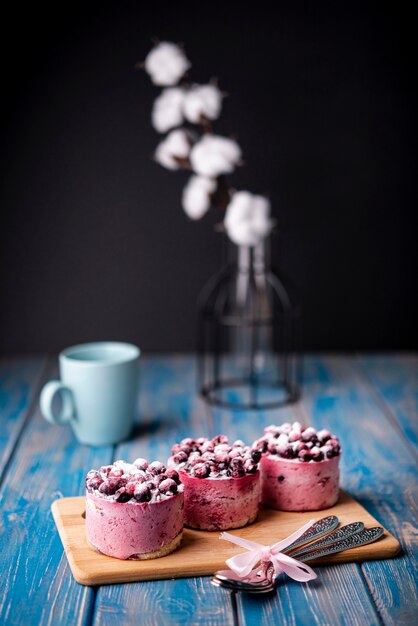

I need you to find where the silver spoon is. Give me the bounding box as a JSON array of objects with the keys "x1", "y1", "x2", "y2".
[
  {"x1": 285, "y1": 515, "x2": 339, "y2": 552},
  {"x1": 212, "y1": 561, "x2": 276, "y2": 593},
  {"x1": 211, "y1": 516, "x2": 339, "y2": 592},
  {"x1": 214, "y1": 519, "x2": 358, "y2": 588},
  {"x1": 297, "y1": 526, "x2": 384, "y2": 562},
  {"x1": 211, "y1": 515, "x2": 339, "y2": 591},
  {"x1": 211, "y1": 571, "x2": 275, "y2": 593},
  {"x1": 289, "y1": 521, "x2": 364, "y2": 559},
  {"x1": 212, "y1": 526, "x2": 385, "y2": 593}
]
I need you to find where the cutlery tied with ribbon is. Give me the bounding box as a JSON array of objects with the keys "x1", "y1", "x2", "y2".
[{"x1": 220, "y1": 519, "x2": 318, "y2": 582}]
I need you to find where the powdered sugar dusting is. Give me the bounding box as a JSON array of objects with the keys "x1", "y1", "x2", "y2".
[
  {"x1": 254, "y1": 422, "x2": 341, "y2": 462},
  {"x1": 86, "y1": 459, "x2": 184, "y2": 504}
]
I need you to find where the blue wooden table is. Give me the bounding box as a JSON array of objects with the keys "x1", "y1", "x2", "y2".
[{"x1": 0, "y1": 354, "x2": 417, "y2": 625}]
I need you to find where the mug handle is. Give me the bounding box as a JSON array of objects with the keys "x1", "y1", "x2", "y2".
[{"x1": 40, "y1": 381, "x2": 76, "y2": 425}]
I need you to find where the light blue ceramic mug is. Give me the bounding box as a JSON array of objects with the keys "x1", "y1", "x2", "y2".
[{"x1": 40, "y1": 342, "x2": 140, "y2": 446}]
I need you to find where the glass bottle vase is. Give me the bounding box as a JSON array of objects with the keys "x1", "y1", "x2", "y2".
[{"x1": 197, "y1": 237, "x2": 300, "y2": 410}]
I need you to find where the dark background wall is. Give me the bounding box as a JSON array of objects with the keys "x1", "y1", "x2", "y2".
[{"x1": 0, "y1": 2, "x2": 416, "y2": 354}]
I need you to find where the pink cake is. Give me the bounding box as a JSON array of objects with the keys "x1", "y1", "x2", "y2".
[
  {"x1": 85, "y1": 459, "x2": 184, "y2": 560},
  {"x1": 168, "y1": 435, "x2": 261, "y2": 531},
  {"x1": 254, "y1": 423, "x2": 341, "y2": 511}
]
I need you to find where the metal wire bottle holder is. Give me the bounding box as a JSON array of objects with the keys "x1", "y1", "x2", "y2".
[{"x1": 197, "y1": 243, "x2": 300, "y2": 410}]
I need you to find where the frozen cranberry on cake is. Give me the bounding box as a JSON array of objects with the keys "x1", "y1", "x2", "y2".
[
  {"x1": 168, "y1": 435, "x2": 261, "y2": 531},
  {"x1": 85, "y1": 459, "x2": 184, "y2": 559},
  {"x1": 254, "y1": 423, "x2": 341, "y2": 511}
]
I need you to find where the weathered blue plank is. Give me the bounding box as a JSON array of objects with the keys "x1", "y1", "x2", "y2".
[
  {"x1": 94, "y1": 578, "x2": 234, "y2": 626},
  {"x1": 359, "y1": 354, "x2": 418, "y2": 456},
  {"x1": 0, "y1": 357, "x2": 47, "y2": 482},
  {"x1": 212, "y1": 362, "x2": 381, "y2": 626},
  {"x1": 93, "y1": 356, "x2": 234, "y2": 626},
  {"x1": 300, "y1": 355, "x2": 418, "y2": 626},
  {"x1": 237, "y1": 563, "x2": 381, "y2": 626},
  {"x1": 0, "y1": 359, "x2": 113, "y2": 626},
  {"x1": 2, "y1": 354, "x2": 415, "y2": 626}
]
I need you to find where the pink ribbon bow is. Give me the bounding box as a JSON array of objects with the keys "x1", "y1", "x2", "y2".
[{"x1": 220, "y1": 519, "x2": 318, "y2": 582}]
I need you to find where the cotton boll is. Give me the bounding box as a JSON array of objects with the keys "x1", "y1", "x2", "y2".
[
  {"x1": 224, "y1": 191, "x2": 272, "y2": 247},
  {"x1": 144, "y1": 42, "x2": 191, "y2": 86},
  {"x1": 152, "y1": 88, "x2": 185, "y2": 133},
  {"x1": 189, "y1": 135, "x2": 242, "y2": 177},
  {"x1": 224, "y1": 191, "x2": 254, "y2": 231},
  {"x1": 226, "y1": 220, "x2": 261, "y2": 246},
  {"x1": 183, "y1": 84, "x2": 222, "y2": 124},
  {"x1": 154, "y1": 129, "x2": 193, "y2": 170},
  {"x1": 245, "y1": 194, "x2": 271, "y2": 240},
  {"x1": 182, "y1": 176, "x2": 216, "y2": 219},
  {"x1": 251, "y1": 195, "x2": 270, "y2": 223}
]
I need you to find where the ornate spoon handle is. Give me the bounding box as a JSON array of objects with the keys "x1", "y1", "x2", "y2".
[
  {"x1": 211, "y1": 526, "x2": 385, "y2": 593},
  {"x1": 284, "y1": 515, "x2": 339, "y2": 552},
  {"x1": 290, "y1": 521, "x2": 364, "y2": 559},
  {"x1": 298, "y1": 527, "x2": 385, "y2": 562}
]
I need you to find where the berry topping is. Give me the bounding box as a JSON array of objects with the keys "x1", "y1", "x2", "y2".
[
  {"x1": 244, "y1": 459, "x2": 258, "y2": 473},
  {"x1": 98, "y1": 482, "x2": 113, "y2": 495},
  {"x1": 298, "y1": 449, "x2": 312, "y2": 462},
  {"x1": 124, "y1": 482, "x2": 137, "y2": 495},
  {"x1": 317, "y1": 429, "x2": 331, "y2": 442},
  {"x1": 230, "y1": 456, "x2": 244, "y2": 467},
  {"x1": 86, "y1": 458, "x2": 183, "y2": 503},
  {"x1": 169, "y1": 435, "x2": 261, "y2": 479},
  {"x1": 251, "y1": 449, "x2": 262, "y2": 463},
  {"x1": 134, "y1": 483, "x2": 152, "y2": 502},
  {"x1": 212, "y1": 434, "x2": 228, "y2": 445},
  {"x1": 133, "y1": 458, "x2": 149, "y2": 470},
  {"x1": 115, "y1": 488, "x2": 132, "y2": 503},
  {"x1": 230, "y1": 467, "x2": 246, "y2": 478},
  {"x1": 159, "y1": 478, "x2": 178, "y2": 494},
  {"x1": 108, "y1": 468, "x2": 124, "y2": 478},
  {"x1": 254, "y1": 423, "x2": 341, "y2": 463},
  {"x1": 193, "y1": 462, "x2": 211, "y2": 478},
  {"x1": 148, "y1": 461, "x2": 166, "y2": 475},
  {"x1": 165, "y1": 468, "x2": 180, "y2": 484},
  {"x1": 86, "y1": 471, "x2": 103, "y2": 490},
  {"x1": 173, "y1": 451, "x2": 188, "y2": 464},
  {"x1": 215, "y1": 451, "x2": 230, "y2": 465}
]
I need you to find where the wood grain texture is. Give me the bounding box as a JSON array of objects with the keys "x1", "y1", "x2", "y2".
[
  {"x1": 300, "y1": 355, "x2": 418, "y2": 626},
  {"x1": 212, "y1": 364, "x2": 383, "y2": 626},
  {"x1": 0, "y1": 359, "x2": 114, "y2": 626},
  {"x1": 1, "y1": 354, "x2": 416, "y2": 626},
  {"x1": 0, "y1": 356, "x2": 47, "y2": 482},
  {"x1": 359, "y1": 354, "x2": 418, "y2": 456},
  {"x1": 237, "y1": 562, "x2": 384, "y2": 626},
  {"x1": 93, "y1": 356, "x2": 233, "y2": 626},
  {"x1": 93, "y1": 578, "x2": 235, "y2": 626},
  {"x1": 52, "y1": 490, "x2": 400, "y2": 585}
]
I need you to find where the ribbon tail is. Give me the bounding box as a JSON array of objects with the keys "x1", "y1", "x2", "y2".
[
  {"x1": 219, "y1": 520, "x2": 318, "y2": 583},
  {"x1": 275, "y1": 552, "x2": 317, "y2": 582},
  {"x1": 270, "y1": 519, "x2": 317, "y2": 553},
  {"x1": 220, "y1": 532, "x2": 265, "y2": 552},
  {"x1": 225, "y1": 549, "x2": 263, "y2": 578},
  {"x1": 270, "y1": 557, "x2": 283, "y2": 579}
]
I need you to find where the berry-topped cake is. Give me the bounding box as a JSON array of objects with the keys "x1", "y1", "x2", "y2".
[
  {"x1": 168, "y1": 435, "x2": 261, "y2": 531},
  {"x1": 85, "y1": 459, "x2": 184, "y2": 560},
  {"x1": 254, "y1": 422, "x2": 341, "y2": 512}
]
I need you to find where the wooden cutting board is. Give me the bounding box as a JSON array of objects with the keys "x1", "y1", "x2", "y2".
[{"x1": 51, "y1": 490, "x2": 400, "y2": 586}]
